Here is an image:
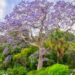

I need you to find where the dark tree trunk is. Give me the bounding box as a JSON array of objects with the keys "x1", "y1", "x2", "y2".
[{"x1": 57, "y1": 50, "x2": 60, "y2": 63}]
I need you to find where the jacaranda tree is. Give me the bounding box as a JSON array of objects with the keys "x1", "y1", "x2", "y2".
[{"x1": 0, "y1": 0, "x2": 75, "y2": 70}]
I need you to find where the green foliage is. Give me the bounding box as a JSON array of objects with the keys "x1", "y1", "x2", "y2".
[
  {"x1": 47, "y1": 64, "x2": 70, "y2": 75},
  {"x1": 27, "y1": 64, "x2": 70, "y2": 75},
  {"x1": 7, "y1": 66, "x2": 27, "y2": 75},
  {"x1": 0, "y1": 46, "x2": 5, "y2": 53},
  {"x1": 63, "y1": 54, "x2": 72, "y2": 64},
  {"x1": 13, "y1": 46, "x2": 38, "y2": 61},
  {"x1": 0, "y1": 30, "x2": 75, "y2": 74},
  {"x1": 44, "y1": 30, "x2": 75, "y2": 64},
  {"x1": 12, "y1": 46, "x2": 38, "y2": 69},
  {"x1": 37, "y1": 68, "x2": 47, "y2": 75},
  {"x1": 10, "y1": 46, "x2": 22, "y2": 54},
  {"x1": 28, "y1": 57, "x2": 38, "y2": 70},
  {"x1": 44, "y1": 30, "x2": 71, "y2": 51},
  {"x1": 0, "y1": 70, "x2": 6, "y2": 75},
  {"x1": 50, "y1": 30, "x2": 75, "y2": 41},
  {"x1": 72, "y1": 43, "x2": 75, "y2": 51},
  {"x1": 27, "y1": 70, "x2": 37, "y2": 75},
  {"x1": 43, "y1": 50, "x2": 57, "y2": 67},
  {"x1": 27, "y1": 68, "x2": 46, "y2": 75}
]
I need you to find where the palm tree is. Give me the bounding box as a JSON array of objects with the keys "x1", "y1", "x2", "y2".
[{"x1": 44, "y1": 30, "x2": 71, "y2": 63}]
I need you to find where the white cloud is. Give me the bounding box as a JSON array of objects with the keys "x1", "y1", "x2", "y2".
[
  {"x1": 0, "y1": 0, "x2": 6, "y2": 8},
  {"x1": 0, "y1": 0, "x2": 7, "y2": 20}
]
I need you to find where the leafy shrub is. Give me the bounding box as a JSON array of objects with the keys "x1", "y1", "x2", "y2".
[
  {"x1": 47, "y1": 64, "x2": 70, "y2": 75},
  {"x1": 27, "y1": 64, "x2": 70, "y2": 75},
  {"x1": 7, "y1": 66, "x2": 27, "y2": 75},
  {"x1": 13, "y1": 46, "x2": 38, "y2": 61}
]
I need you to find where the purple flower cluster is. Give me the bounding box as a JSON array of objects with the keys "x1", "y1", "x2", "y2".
[
  {"x1": 0, "y1": 0, "x2": 74, "y2": 51},
  {"x1": 42, "y1": 58, "x2": 49, "y2": 62},
  {"x1": 3, "y1": 55, "x2": 12, "y2": 64},
  {"x1": 3, "y1": 47, "x2": 9, "y2": 55},
  {"x1": 40, "y1": 48, "x2": 50, "y2": 56}
]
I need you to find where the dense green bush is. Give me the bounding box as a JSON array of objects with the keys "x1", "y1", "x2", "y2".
[
  {"x1": 47, "y1": 64, "x2": 70, "y2": 75},
  {"x1": 7, "y1": 66, "x2": 27, "y2": 75},
  {"x1": 27, "y1": 64, "x2": 70, "y2": 75}
]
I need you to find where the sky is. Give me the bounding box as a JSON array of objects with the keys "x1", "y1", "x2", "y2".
[{"x1": 0, "y1": 0, "x2": 75, "y2": 21}]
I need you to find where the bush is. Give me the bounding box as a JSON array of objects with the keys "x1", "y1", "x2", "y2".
[
  {"x1": 7, "y1": 66, "x2": 27, "y2": 75},
  {"x1": 27, "y1": 64, "x2": 70, "y2": 75},
  {"x1": 47, "y1": 64, "x2": 70, "y2": 75}
]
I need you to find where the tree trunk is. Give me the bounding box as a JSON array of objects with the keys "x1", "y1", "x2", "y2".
[
  {"x1": 37, "y1": 48, "x2": 43, "y2": 70},
  {"x1": 57, "y1": 50, "x2": 60, "y2": 63}
]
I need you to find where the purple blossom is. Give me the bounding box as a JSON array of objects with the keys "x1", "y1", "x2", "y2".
[
  {"x1": 3, "y1": 55, "x2": 12, "y2": 64},
  {"x1": 2, "y1": 43, "x2": 7, "y2": 47},
  {"x1": 56, "y1": 1, "x2": 66, "y2": 7},
  {"x1": 42, "y1": 58, "x2": 49, "y2": 61},
  {"x1": 3, "y1": 47, "x2": 9, "y2": 55},
  {"x1": 40, "y1": 48, "x2": 50, "y2": 56},
  {"x1": 0, "y1": 43, "x2": 1, "y2": 45}
]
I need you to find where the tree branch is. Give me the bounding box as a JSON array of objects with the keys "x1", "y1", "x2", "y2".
[{"x1": 20, "y1": 32, "x2": 39, "y2": 48}]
